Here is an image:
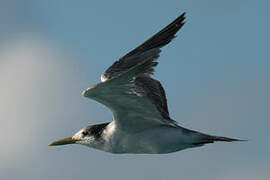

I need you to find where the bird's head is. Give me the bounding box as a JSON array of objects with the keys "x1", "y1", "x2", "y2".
[{"x1": 48, "y1": 123, "x2": 108, "y2": 147}]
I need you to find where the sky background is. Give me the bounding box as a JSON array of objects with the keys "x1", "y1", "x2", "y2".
[{"x1": 0, "y1": 0, "x2": 269, "y2": 180}]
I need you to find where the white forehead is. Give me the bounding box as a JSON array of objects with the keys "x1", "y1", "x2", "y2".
[
  {"x1": 72, "y1": 129, "x2": 84, "y2": 140},
  {"x1": 72, "y1": 128, "x2": 96, "y2": 146}
]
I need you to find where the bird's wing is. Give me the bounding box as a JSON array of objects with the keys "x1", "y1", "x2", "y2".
[
  {"x1": 101, "y1": 12, "x2": 185, "y2": 82},
  {"x1": 83, "y1": 13, "x2": 186, "y2": 132}
]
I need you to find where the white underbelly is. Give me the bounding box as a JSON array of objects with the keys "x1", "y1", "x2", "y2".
[{"x1": 105, "y1": 125, "x2": 198, "y2": 154}]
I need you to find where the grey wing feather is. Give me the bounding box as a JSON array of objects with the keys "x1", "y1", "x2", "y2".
[
  {"x1": 101, "y1": 12, "x2": 186, "y2": 81},
  {"x1": 135, "y1": 76, "x2": 170, "y2": 119},
  {"x1": 83, "y1": 58, "x2": 178, "y2": 130},
  {"x1": 84, "y1": 13, "x2": 186, "y2": 130}
]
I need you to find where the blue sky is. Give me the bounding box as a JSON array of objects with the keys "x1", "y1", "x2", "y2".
[{"x1": 0, "y1": 0, "x2": 269, "y2": 180}]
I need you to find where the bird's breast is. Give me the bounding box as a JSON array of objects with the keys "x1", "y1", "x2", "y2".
[{"x1": 102, "y1": 124, "x2": 196, "y2": 154}]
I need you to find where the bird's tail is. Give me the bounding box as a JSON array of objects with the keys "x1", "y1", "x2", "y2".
[
  {"x1": 192, "y1": 134, "x2": 246, "y2": 146},
  {"x1": 210, "y1": 136, "x2": 245, "y2": 142}
]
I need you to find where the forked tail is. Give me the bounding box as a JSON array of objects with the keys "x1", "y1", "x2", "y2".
[
  {"x1": 192, "y1": 134, "x2": 246, "y2": 146},
  {"x1": 211, "y1": 136, "x2": 245, "y2": 142}
]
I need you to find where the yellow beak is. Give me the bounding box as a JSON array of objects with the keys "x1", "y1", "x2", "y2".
[{"x1": 48, "y1": 136, "x2": 77, "y2": 146}]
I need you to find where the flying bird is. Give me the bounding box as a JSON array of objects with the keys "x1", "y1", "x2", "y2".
[{"x1": 49, "y1": 13, "x2": 243, "y2": 154}]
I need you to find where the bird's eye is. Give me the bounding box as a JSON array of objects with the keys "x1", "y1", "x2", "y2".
[{"x1": 82, "y1": 131, "x2": 88, "y2": 136}]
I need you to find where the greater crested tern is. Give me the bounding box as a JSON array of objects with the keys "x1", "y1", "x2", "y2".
[{"x1": 49, "y1": 12, "x2": 243, "y2": 154}]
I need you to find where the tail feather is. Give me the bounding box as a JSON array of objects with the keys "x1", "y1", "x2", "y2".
[
  {"x1": 211, "y1": 136, "x2": 246, "y2": 142},
  {"x1": 179, "y1": 126, "x2": 246, "y2": 146},
  {"x1": 192, "y1": 135, "x2": 246, "y2": 146}
]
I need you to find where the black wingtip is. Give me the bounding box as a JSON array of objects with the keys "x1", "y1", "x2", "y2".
[
  {"x1": 180, "y1": 12, "x2": 186, "y2": 20},
  {"x1": 182, "y1": 12, "x2": 186, "y2": 17}
]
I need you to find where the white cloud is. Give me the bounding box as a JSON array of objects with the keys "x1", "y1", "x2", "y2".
[{"x1": 0, "y1": 36, "x2": 85, "y2": 169}]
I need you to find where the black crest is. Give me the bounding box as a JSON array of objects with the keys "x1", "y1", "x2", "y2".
[{"x1": 83, "y1": 122, "x2": 109, "y2": 138}]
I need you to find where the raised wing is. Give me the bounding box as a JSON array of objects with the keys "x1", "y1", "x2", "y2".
[
  {"x1": 83, "y1": 13, "x2": 186, "y2": 132},
  {"x1": 83, "y1": 58, "x2": 177, "y2": 132},
  {"x1": 101, "y1": 12, "x2": 186, "y2": 82}
]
